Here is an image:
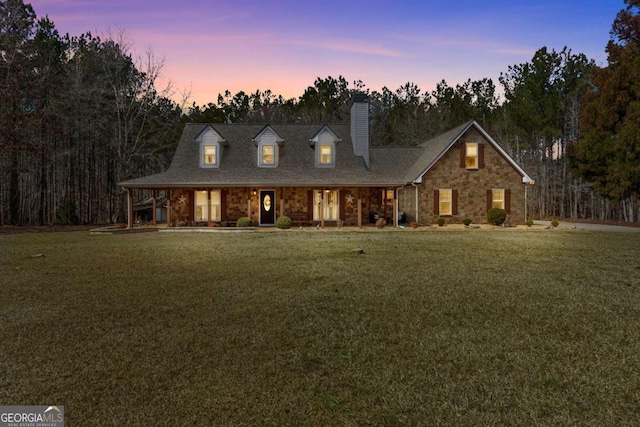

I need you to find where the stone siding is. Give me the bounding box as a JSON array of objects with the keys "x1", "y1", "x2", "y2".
[{"x1": 400, "y1": 128, "x2": 526, "y2": 225}]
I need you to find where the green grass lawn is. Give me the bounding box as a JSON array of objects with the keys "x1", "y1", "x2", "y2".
[{"x1": 1, "y1": 228, "x2": 639, "y2": 425}]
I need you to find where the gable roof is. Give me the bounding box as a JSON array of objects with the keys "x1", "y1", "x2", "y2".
[
  {"x1": 404, "y1": 120, "x2": 534, "y2": 184},
  {"x1": 118, "y1": 120, "x2": 532, "y2": 189}
]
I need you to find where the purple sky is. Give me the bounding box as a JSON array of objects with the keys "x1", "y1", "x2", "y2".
[{"x1": 29, "y1": 0, "x2": 624, "y2": 106}]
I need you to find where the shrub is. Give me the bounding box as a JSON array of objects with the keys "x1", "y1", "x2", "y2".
[
  {"x1": 410, "y1": 221, "x2": 420, "y2": 228},
  {"x1": 437, "y1": 218, "x2": 445, "y2": 227},
  {"x1": 525, "y1": 219, "x2": 534, "y2": 227},
  {"x1": 236, "y1": 217, "x2": 252, "y2": 227},
  {"x1": 276, "y1": 216, "x2": 292, "y2": 229},
  {"x1": 462, "y1": 218, "x2": 472, "y2": 226},
  {"x1": 376, "y1": 218, "x2": 386, "y2": 228},
  {"x1": 551, "y1": 220, "x2": 559, "y2": 228},
  {"x1": 54, "y1": 199, "x2": 80, "y2": 225},
  {"x1": 487, "y1": 208, "x2": 506, "y2": 226}
]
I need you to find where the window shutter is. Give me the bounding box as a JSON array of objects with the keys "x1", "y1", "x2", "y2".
[
  {"x1": 339, "y1": 191, "x2": 346, "y2": 220},
  {"x1": 459, "y1": 144, "x2": 466, "y2": 168},
  {"x1": 486, "y1": 189, "x2": 492, "y2": 212},
  {"x1": 433, "y1": 189, "x2": 440, "y2": 215},
  {"x1": 478, "y1": 144, "x2": 485, "y2": 169},
  {"x1": 505, "y1": 189, "x2": 511, "y2": 214},
  {"x1": 452, "y1": 190, "x2": 458, "y2": 215},
  {"x1": 307, "y1": 190, "x2": 314, "y2": 221},
  {"x1": 221, "y1": 189, "x2": 228, "y2": 221}
]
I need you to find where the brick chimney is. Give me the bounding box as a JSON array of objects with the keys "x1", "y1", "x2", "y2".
[{"x1": 350, "y1": 93, "x2": 370, "y2": 169}]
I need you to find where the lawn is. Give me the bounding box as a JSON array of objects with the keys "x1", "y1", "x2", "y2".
[{"x1": 1, "y1": 227, "x2": 639, "y2": 425}]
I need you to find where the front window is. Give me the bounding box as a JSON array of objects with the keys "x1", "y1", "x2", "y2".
[
  {"x1": 202, "y1": 145, "x2": 218, "y2": 167},
  {"x1": 318, "y1": 144, "x2": 334, "y2": 166},
  {"x1": 439, "y1": 189, "x2": 452, "y2": 215},
  {"x1": 492, "y1": 189, "x2": 505, "y2": 210},
  {"x1": 466, "y1": 143, "x2": 478, "y2": 169},
  {"x1": 314, "y1": 190, "x2": 339, "y2": 220},
  {"x1": 195, "y1": 190, "x2": 221, "y2": 221}
]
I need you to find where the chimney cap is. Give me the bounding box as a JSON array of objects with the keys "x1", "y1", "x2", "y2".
[{"x1": 351, "y1": 92, "x2": 369, "y2": 104}]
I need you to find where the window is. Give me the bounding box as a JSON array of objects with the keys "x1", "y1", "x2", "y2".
[
  {"x1": 466, "y1": 143, "x2": 478, "y2": 169},
  {"x1": 313, "y1": 190, "x2": 339, "y2": 220},
  {"x1": 195, "y1": 190, "x2": 221, "y2": 221},
  {"x1": 492, "y1": 189, "x2": 505, "y2": 210},
  {"x1": 261, "y1": 145, "x2": 275, "y2": 165},
  {"x1": 258, "y1": 143, "x2": 278, "y2": 167},
  {"x1": 439, "y1": 189, "x2": 452, "y2": 215},
  {"x1": 201, "y1": 144, "x2": 218, "y2": 168},
  {"x1": 319, "y1": 144, "x2": 333, "y2": 166}
]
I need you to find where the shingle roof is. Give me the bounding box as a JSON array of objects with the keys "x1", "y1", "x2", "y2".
[{"x1": 118, "y1": 121, "x2": 532, "y2": 188}]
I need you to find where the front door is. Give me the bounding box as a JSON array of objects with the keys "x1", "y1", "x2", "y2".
[{"x1": 259, "y1": 190, "x2": 276, "y2": 226}]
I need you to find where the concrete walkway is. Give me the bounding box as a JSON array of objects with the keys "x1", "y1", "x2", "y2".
[{"x1": 533, "y1": 220, "x2": 640, "y2": 233}]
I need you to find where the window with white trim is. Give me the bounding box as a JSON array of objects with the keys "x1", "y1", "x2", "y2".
[
  {"x1": 492, "y1": 189, "x2": 505, "y2": 210},
  {"x1": 259, "y1": 143, "x2": 277, "y2": 167},
  {"x1": 195, "y1": 190, "x2": 221, "y2": 221},
  {"x1": 313, "y1": 189, "x2": 339, "y2": 220},
  {"x1": 201, "y1": 144, "x2": 219, "y2": 168},
  {"x1": 439, "y1": 189, "x2": 452, "y2": 216},
  {"x1": 318, "y1": 144, "x2": 334, "y2": 166}
]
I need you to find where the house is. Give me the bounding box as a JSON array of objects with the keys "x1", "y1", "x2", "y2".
[{"x1": 118, "y1": 95, "x2": 533, "y2": 228}]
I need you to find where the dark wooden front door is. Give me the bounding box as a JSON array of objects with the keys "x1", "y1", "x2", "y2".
[{"x1": 259, "y1": 190, "x2": 276, "y2": 226}]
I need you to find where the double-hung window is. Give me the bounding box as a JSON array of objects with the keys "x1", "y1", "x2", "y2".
[
  {"x1": 195, "y1": 190, "x2": 221, "y2": 222},
  {"x1": 465, "y1": 143, "x2": 478, "y2": 169},
  {"x1": 492, "y1": 189, "x2": 505, "y2": 210},
  {"x1": 439, "y1": 189, "x2": 452, "y2": 215},
  {"x1": 259, "y1": 143, "x2": 277, "y2": 167},
  {"x1": 202, "y1": 145, "x2": 217, "y2": 166},
  {"x1": 318, "y1": 144, "x2": 334, "y2": 166}
]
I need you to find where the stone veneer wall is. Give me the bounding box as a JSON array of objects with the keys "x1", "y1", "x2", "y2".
[
  {"x1": 399, "y1": 128, "x2": 527, "y2": 225},
  {"x1": 169, "y1": 186, "x2": 403, "y2": 226}
]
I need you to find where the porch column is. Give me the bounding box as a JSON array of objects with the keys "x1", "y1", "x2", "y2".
[
  {"x1": 321, "y1": 190, "x2": 326, "y2": 228},
  {"x1": 279, "y1": 188, "x2": 284, "y2": 218},
  {"x1": 127, "y1": 188, "x2": 134, "y2": 229},
  {"x1": 394, "y1": 189, "x2": 399, "y2": 228},
  {"x1": 152, "y1": 190, "x2": 157, "y2": 226},
  {"x1": 357, "y1": 188, "x2": 362, "y2": 228},
  {"x1": 207, "y1": 190, "x2": 212, "y2": 226},
  {"x1": 247, "y1": 189, "x2": 252, "y2": 222},
  {"x1": 166, "y1": 190, "x2": 171, "y2": 226}
]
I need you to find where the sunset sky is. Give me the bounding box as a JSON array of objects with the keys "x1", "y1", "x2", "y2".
[{"x1": 29, "y1": 0, "x2": 624, "y2": 106}]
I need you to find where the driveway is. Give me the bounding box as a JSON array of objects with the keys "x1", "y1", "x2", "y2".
[{"x1": 533, "y1": 220, "x2": 640, "y2": 233}]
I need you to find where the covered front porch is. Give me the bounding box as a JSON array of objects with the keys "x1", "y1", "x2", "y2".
[{"x1": 124, "y1": 186, "x2": 404, "y2": 229}]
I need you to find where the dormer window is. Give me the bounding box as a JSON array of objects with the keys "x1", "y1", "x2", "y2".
[
  {"x1": 259, "y1": 143, "x2": 278, "y2": 167},
  {"x1": 195, "y1": 125, "x2": 226, "y2": 169},
  {"x1": 203, "y1": 145, "x2": 217, "y2": 166},
  {"x1": 253, "y1": 125, "x2": 283, "y2": 168},
  {"x1": 319, "y1": 144, "x2": 334, "y2": 166},
  {"x1": 310, "y1": 125, "x2": 341, "y2": 168}
]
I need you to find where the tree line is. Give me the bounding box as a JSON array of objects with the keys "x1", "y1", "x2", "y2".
[{"x1": 1, "y1": 0, "x2": 638, "y2": 225}]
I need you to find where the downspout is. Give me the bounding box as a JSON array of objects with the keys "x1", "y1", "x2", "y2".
[{"x1": 411, "y1": 182, "x2": 419, "y2": 224}]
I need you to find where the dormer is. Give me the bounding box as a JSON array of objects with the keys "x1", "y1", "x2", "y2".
[
  {"x1": 195, "y1": 125, "x2": 226, "y2": 168},
  {"x1": 309, "y1": 125, "x2": 341, "y2": 168},
  {"x1": 252, "y1": 125, "x2": 284, "y2": 168}
]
